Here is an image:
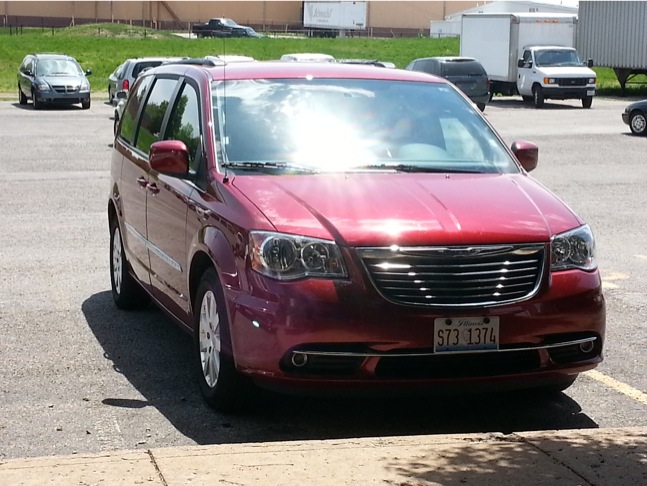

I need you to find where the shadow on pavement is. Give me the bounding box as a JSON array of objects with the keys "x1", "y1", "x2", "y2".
[{"x1": 82, "y1": 291, "x2": 599, "y2": 446}]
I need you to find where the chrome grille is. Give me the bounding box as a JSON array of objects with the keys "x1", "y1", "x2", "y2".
[
  {"x1": 556, "y1": 78, "x2": 588, "y2": 86},
  {"x1": 52, "y1": 85, "x2": 80, "y2": 93},
  {"x1": 357, "y1": 244, "x2": 545, "y2": 307}
]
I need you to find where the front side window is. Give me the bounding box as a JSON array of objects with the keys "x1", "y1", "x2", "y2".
[
  {"x1": 165, "y1": 82, "x2": 201, "y2": 172},
  {"x1": 211, "y1": 78, "x2": 518, "y2": 175},
  {"x1": 135, "y1": 78, "x2": 179, "y2": 155}
]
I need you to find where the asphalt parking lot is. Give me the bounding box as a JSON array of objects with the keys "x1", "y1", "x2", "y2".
[{"x1": 0, "y1": 95, "x2": 645, "y2": 461}]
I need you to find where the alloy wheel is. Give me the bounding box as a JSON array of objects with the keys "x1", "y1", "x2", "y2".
[
  {"x1": 111, "y1": 226, "x2": 123, "y2": 295},
  {"x1": 199, "y1": 290, "x2": 221, "y2": 388}
]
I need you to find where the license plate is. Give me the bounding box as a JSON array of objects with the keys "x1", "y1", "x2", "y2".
[
  {"x1": 434, "y1": 317, "x2": 499, "y2": 353},
  {"x1": 587, "y1": 90, "x2": 595, "y2": 96}
]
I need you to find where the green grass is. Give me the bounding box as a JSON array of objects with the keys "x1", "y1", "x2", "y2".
[{"x1": 2, "y1": 23, "x2": 646, "y2": 97}]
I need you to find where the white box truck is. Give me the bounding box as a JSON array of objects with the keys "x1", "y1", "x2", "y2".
[
  {"x1": 303, "y1": 1, "x2": 367, "y2": 38},
  {"x1": 460, "y1": 13, "x2": 597, "y2": 108}
]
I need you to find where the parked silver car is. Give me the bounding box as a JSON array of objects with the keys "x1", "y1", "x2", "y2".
[
  {"x1": 18, "y1": 53, "x2": 92, "y2": 110},
  {"x1": 108, "y1": 57, "x2": 184, "y2": 104}
]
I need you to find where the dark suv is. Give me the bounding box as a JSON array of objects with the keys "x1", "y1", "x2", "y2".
[
  {"x1": 18, "y1": 53, "x2": 92, "y2": 109},
  {"x1": 405, "y1": 56, "x2": 490, "y2": 111}
]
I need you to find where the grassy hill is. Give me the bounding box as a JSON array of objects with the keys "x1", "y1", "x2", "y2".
[{"x1": 1, "y1": 23, "x2": 643, "y2": 97}]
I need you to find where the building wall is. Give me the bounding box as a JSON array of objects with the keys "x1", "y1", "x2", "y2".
[{"x1": 1, "y1": 1, "x2": 484, "y2": 31}]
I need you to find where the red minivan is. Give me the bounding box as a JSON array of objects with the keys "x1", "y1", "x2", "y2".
[{"x1": 108, "y1": 60, "x2": 605, "y2": 412}]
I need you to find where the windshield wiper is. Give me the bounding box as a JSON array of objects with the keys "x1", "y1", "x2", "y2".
[
  {"x1": 221, "y1": 161, "x2": 319, "y2": 173},
  {"x1": 357, "y1": 163, "x2": 482, "y2": 174}
]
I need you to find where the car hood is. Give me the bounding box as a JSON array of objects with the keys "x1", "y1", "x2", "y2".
[
  {"x1": 536, "y1": 66, "x2": 596, "y2": 77},
  {"x1": 39, "y1": 75, "x2": 86, "y2": 85},
  {"x1": 232, "y1": 173, "x2": 582, "y2": 246}
]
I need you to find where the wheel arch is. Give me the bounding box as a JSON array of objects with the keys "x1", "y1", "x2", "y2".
[{"x1": 188, "y1": 226, "x2": 241, "y2": 318}]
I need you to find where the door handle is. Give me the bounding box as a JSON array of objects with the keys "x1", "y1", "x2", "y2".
[
  {"x1": 147, "y1": 183, "x2": 160, "y2": 195},
  {"x1": 196, "y1": 207, "x2": 211, "y2": 221},
  {"x1": 136, "y1": 176, "x2": 147, "y2": 188}
]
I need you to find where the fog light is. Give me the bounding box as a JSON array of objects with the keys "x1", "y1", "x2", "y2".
[
  {"x1": 291, "y1": 352, "x2": 308, "y2": 367},
  {"x1": 579, "y1": 341, "x2": 595, "y2": 353}
]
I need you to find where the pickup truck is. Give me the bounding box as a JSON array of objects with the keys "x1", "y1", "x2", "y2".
[{"x1": 192, "y1": 18, "x2": 260, "y2": 38}]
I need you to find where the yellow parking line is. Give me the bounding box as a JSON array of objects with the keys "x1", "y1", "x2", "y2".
[{"x1": 584, "y1": 370, "x2": 647, "y2": 406}]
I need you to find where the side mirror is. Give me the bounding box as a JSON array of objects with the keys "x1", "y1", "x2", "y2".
[
  {"x1": 85, "y1": 69, "x2": 93, "y2": 76},
  {"x1": 517, "y1": 59, "x2": 530, "y2": 68},
  {"x1": 25, "y1": 69, "x2": 34, "y2": 77},
  {"x1": 511, "y1": 140, "x2": 538, "y2": 172},
  {"x1": 587, "y1": 58, "x2": 594, "y2": 68},
  {"x1": 149, "y1": 140, "x2": 190, "y2": 175}
]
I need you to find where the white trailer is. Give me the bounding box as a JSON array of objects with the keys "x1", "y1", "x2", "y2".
[
  {"x1": 577, "y1": 0, "x2": 647, "y2": 95},
  {"x1": 460, "y1": 13, "x2": 597, "y2": 108},
  {"x1": 303, "y1": 1, "x2": 366, "y2": 38}
]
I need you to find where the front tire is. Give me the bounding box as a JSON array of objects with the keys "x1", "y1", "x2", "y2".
[
  {"x1": 82, "y1": 99, "x2": 91, "y2": 110},
  {"x1": 629, "y1": 110, "x2": 647, "y2": 135},
  {"x1": 582, "y1": 96, "x2": 593, "y2": 109},
  {"x1": 532, "y1": 86, "x2": 544, "y2": 108},
  {"x1": 18, "y1": 86, "x2": 27, "y2": 105},
  {"x1": 109, "y1": 217, "x2": 149, "y2": 309},
  {"x1": 194, "y1": 268, "x2": 250, "y2": 413},
  {"x1": 32, "y1": 90, "x2": 41, "y2": 110}
]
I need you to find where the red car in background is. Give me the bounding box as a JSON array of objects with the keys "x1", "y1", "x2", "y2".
[{"x1": 108, "y1": 61, "x2": 605, "y2": 412}]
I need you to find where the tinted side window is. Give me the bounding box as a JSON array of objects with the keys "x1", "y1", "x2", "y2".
[
  {"x1": 119, "y1": 75, "x2": 153, "y2": 144},
  {"x1": 165, "y1": 82, "x2": 201, "y2": 172},
  {"x1": 135, "y1": 78, "x2": 179, "y2": 155}
]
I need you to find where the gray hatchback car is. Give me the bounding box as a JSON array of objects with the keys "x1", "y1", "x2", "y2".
[
  {"x1": 405, "y1": 56, "x2": 490, "y2": 111},
  {"x1": 18, "y1": 53, "x2": 92, "y2": 109}
]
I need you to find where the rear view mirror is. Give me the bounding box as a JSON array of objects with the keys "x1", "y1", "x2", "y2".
[
  {"x1": 511, "y1": 140, "x2": 538, "y2": 172},
  {"x1": 149, "y1": 140, "x2": 190, "y2": 175},
  {"x1": 587, "y1": 58, "x2": 594, "y2": 68}
]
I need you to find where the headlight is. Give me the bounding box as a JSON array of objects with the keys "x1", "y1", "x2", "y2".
[
  {"x1": 249, "y1": 231, "x2": 347, "y2": 280},
  {"x1": 34, "y1": 82, "x2": 50, "y2": 91},
  {"x1": 81, "y1": 80, "x2": 90, "y2": 90},
  {"x1": 543, "y1": 78, "x2": 556, "y2": 85},
  {"x1": 551, "y1": 224, "x2": 597, "y2": 271},
  {"x1": 588, "y1": 78, "x2": 596, "y2": 84}
]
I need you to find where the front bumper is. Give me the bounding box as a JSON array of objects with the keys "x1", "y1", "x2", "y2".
[
  {"x1": 35, "y1": 90, "x2": 90, "y2": 104},
  {"x1": 541, "y1": 86, "x2": 596, "y2": 100},
  {"x1": 227, "y1": 268, "x2": 605, "y2": 394}
]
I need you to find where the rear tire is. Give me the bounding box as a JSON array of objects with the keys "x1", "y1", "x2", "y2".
[
  {"x1": 194, "y1": 268, "x2": 251, "y2": 413},
  {"x1": 109, "y1": 216, "x2": 150, "y2": 310},
  {"x1": 582, "y1": 96, "x2": 593, "y2": 109},
  {"x1": 19, "y1": 86, "x2": 27, "y2": 105},
  {"x1": 629, "y1": 110, "x2": 647, "y2": 135},
  {"x1": 532, "y1": 86, "x2": 544, "y2": 108}
]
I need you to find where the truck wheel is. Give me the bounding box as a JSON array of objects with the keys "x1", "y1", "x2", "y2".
[
  {"x1": 629, "y1": 110, "x2": 647, "y2": 136},
  {"x1": 582, "y1": 96, "x2": 593, "y2": 109},
  {"x1": 532, "y1": 86, "x2": 544, "y2": 108}
]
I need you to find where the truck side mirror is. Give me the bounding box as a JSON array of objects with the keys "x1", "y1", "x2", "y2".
[
  {"x1": 517, "y1": 59, "x2": 530, "y2": 68},
  {"x1": 587, "y1": 58, "x2": 594, "y2": 68}
]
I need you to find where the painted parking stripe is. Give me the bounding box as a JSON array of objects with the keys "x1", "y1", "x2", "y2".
[{"x1": 585, "y1": 370, "x2": 647, "y2": 405}]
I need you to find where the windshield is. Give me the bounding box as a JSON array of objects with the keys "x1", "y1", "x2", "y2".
[
  {"x1": 211, "y1": 78, "x2": 519, "y2": 175},
  {"x1": 534, "y1": 49, "x2": 583, "y2": 67},
  {"x1": 36, "y1": 59, "x2": 83, "y2": 76}
]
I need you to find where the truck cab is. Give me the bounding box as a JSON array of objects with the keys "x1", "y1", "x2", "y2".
[{"x1": 517, "y1": 46, "x2": 597, "y2": 108}]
